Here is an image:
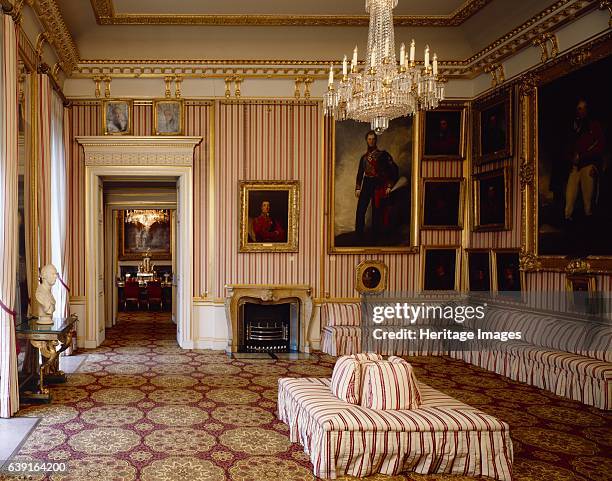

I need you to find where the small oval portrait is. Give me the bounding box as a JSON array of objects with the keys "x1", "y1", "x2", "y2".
[{"x1": 355, "y1": 261, "x2": 387, "y2": 293}]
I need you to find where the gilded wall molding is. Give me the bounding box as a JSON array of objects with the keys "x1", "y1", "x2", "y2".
[{"x1": 89, "y1": 0, "x2": 492, "y2": 27}]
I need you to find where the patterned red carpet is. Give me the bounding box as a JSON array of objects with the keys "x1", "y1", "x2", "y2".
[{"x1": 9, "y1": 311, "x2": 611, "y2": 481}]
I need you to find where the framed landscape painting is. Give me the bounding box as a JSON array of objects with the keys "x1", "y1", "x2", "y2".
[{"x1": 330, "y1": 117, "x2": 415, "y2": 253}]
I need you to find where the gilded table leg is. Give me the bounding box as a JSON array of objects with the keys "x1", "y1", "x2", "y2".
[{"x1": 30, "y1": 340, "x2": 60, "y2": 396}]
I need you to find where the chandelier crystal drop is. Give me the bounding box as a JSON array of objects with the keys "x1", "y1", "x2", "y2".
[
  {"x1": 125, "y1": 209, "x2": 169, "y2": 231},
  {"x1": 324, "y1": 0, "x2": 444, "y2": 133}
]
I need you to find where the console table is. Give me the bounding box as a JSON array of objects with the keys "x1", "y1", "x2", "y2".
[{"x1": 16, "y1": 314, "x2": 78, "y2": 402}]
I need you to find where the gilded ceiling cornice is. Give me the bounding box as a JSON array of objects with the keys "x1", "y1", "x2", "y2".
[
  {"x1": 31, "y1": 0, "x2": 79, "y2": 72},
  {"x1": 89, "y1": 0, "x2": 492, "y2": 27},
  {"x1": 73, "y1": 0, "x2": 600, "y2": 81}
]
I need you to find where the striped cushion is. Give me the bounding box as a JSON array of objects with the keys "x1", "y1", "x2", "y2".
[
  {"x1": 330, "y1": 355, "x2": 361, "y2": 404},
  {"x1": 330, "y1": 353, "x2": 384, "y2": 404},
  {"x1": 361, "y1": 360, "x2": 422, "y2": 410},
  {"x1": 323, "y1": 303, "x2": 362, "y2": 327}
]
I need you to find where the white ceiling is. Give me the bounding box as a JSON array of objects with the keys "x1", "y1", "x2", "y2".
[{"x1": 55, "y1": 0, "x2": 557, "y2": 62}]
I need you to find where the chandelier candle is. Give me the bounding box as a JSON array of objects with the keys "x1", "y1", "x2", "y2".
[{"x1": 324, "y1": 0, "x2": 444, "y2": 133}]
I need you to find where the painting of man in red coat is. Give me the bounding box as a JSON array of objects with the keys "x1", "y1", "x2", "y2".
[{"x1": 251, "y1": 200, "x2": 287, "y2": 242}]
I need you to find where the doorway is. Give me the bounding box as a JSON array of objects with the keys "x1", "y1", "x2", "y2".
[
  {"x1": 102, "y1": 179, "x2": 177, "y2": 332},
  {"x1": 83, "y1": 165, "x2": 194, "y2": 349}
]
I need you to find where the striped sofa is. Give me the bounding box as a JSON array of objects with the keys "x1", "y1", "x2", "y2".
[
  {"x1": 320, "y1": 303, "x2": 362, "y2": 356},
  {"x1": 452, "y1": 306, "x2": 612, "y2": 410},
  {"x1": 278, "y1": 376, "x2": 513, "y2": 480}
]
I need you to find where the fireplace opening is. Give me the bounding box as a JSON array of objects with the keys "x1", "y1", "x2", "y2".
[{"x1": 239, "y1": 301, "x2": 299, "y2": 353}]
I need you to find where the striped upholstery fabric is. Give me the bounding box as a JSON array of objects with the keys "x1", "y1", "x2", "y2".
[
  {"x1": 330, "y1": 356, "x2": 361, "y2": 404},
  {"x1": 320, "y1": 303, "x2": 362, "y2": 356},
  {"x1": 321, "y1": 325, "x2": 361, "y2": 356},
  {"x1": 278, "y1": 377, "x2": 513, "y2": 480},
  {"x1": 361, "y1": 360, "x2": 422, "y2": 410},
  {"x1": 322, "y1": 303, "x2": 361, "y2": 326},
  {"x1": 452, "y1": 341, "x2": 612, "y2": 410},
  {"x1": 353, "y1": 352, "x2": 382, "y2": 362}
]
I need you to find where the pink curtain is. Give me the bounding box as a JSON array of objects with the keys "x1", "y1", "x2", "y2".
[{"x1": 0, "y1": 13, "x2": 20, "y2": 418}]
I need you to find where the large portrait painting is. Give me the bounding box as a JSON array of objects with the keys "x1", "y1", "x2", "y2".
[
  {"x1": 537, "y1": 55, "x2": 611, "y2": 258},
  {"x1": 119, "y1": 210, "x2": 171, "y2": 260},
  {"x1": 102, "y1": 99, "x2": 133, "y2": 135},
  {"x1": 422, "y1": 107, "x2": 465, "y2": 160},
  {"x1": 331, "y1": 117, "x2": 414, "y2": 252},
  {"x1": 239, "y1": 181, "x2": 299, "y2": 252}
]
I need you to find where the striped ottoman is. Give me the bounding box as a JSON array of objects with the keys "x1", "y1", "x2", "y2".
[{"x1": 278, "y1": 377, "x2": 513, "y2": 480}]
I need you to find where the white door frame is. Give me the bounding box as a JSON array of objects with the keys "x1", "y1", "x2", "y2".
[{"x1": 77, "y1": 136, "x2": 201, "y2": 349}]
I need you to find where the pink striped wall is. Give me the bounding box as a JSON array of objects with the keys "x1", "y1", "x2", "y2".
[
  {"x1": 67, "y1": 98, "x2": 610, "y2": 301},
  {"x1": 213, "y1": 101, "x2": 322, "y2": 298}
]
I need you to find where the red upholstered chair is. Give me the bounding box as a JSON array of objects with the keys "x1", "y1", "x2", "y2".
[
  {"x1": 124, "y1": 279, "x2": 141, "y2": 310},
  {"x1": 147, "y1": 281, "x2": 163, "y2": 311}
]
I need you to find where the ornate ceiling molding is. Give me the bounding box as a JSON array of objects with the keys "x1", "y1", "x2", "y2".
[
  {"x1": 72, "y1": 0, "x2": 599, "y2": 80},
  {"x1": 89, "y1": 0, "x2": 492, "y2": 27},
  {"x1": 30, "y1": 0, "x2": 79, "y2": 72}
]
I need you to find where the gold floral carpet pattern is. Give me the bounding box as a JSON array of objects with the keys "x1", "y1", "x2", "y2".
[{"x1": 8, "y1": 311, "x2": 611, "y2": 481}]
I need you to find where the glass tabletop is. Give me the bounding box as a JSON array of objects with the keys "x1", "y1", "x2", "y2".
[{"x1": 15, "y1": 315, "x2": 78, "y2": 334}]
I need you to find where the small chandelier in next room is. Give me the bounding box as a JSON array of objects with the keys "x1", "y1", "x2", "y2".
[
  {"x1": 324, "y1": 0, "x2": 444, "y2": 133},
  {"x1": 125, "y1": 209, "x2": 168, "y2": 231}
]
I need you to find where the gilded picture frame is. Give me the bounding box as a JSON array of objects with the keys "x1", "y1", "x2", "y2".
[
  {"x1": 421, "y1": 246, "x2": 460, "y2": 291},
  {"x1": 420, "y1": 177, "x2": 465, "y2": 230},
  {"x1": 421, "y1": 104, "x2": 467, "y2": 161},
  {"x1": 153, "y1": 99, "x2": 184, "y2": 136},
  {"x1": 472, "y1": 166, "x2": 512, "y2": 231},
  {"x1": 355, "y1": 260, "x2": 388, "y2": 293},
  {"x1": 520, "y1": 37, "x2": 612, "y2": 273},
  {"x1": 329, "y1": 117, "x2": 419, "y2": 254},
  {"x1": 492, "y1": 249, "x2": 522, "y2": 292},
  {"x1": 474, "y1": 89, "x2": 513, "y2": 165},
  {"x1": 239, "y1": 181, "x2": 299, "y2": 253},
  {"x1": 465, "y1": 249, "x2": 492, "y2": 292},
  {"x1": 102, "y1": 99, "x2": 133, "y2": 136},
  {"x1": 118, "y1": 210, "x2": 172, "y2": 261}
]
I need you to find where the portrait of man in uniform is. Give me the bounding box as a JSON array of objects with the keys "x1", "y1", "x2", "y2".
[
  {"x1": 239, "y1": 181, "x2": 299, "y2": 252},
  {"x1": 331, "y1": 117, "x2": 413, "y2": 251},
  {"x1": 537, "y1": 56, "x2": 611, "y2": 256}
]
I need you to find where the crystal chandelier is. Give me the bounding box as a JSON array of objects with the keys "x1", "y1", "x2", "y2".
[
  {"x1": 125, "y1": 209, "x2": 168, "y2": 231},
  {"x1": 324, "y1": 0, "x2": 444, "y2": 133}
]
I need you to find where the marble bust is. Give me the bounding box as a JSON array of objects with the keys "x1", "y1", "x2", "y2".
[{"x1": 35, "y1": 264, "x2": 58, "y2": 324}]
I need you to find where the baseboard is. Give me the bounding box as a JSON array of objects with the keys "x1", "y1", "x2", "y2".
[{"x1": 193, "y1": 338, "x2": 228, "y2": 350}]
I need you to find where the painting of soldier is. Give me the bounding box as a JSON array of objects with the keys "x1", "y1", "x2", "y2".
[
  {"x1": 331, "y1": 117, "x2": 413, "y2": 252},
  {"x1": 537, "y1": 55, "x2": 611, "y2": 256},
  {"x1": 239, "y1": 181, "x2": 299, "y2": 252}
]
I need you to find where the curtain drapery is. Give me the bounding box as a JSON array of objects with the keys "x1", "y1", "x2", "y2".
[
  {"x1": 50, "y1": 91, "x2": 68, "y2": 318},
  {"x1": 0, "y1": 13, "x2": 20, "y2": 418},
  {"x1": 36, "y1": 74, "x2": 52, "y2": 268}
]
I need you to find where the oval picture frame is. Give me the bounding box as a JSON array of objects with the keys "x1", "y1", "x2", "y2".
[{"x1": 355, "y1": 260, "x2": 388, "y2": 293}]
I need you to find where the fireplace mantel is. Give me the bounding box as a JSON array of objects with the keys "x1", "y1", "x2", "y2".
[{"x1": 225, "y1": 285, "x2": 313, "y2": 353}]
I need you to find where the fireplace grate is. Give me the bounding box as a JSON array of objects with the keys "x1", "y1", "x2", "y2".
[{"x1": 245, "y1": 318, "x2": 289, "y2": 352}]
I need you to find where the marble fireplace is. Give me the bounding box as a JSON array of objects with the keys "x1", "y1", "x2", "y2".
[{"x1": 224, "y1": 285, "x2": 313, "y2": 354}]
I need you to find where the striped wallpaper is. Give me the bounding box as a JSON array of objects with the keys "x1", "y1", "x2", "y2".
[{"x1": 67, "y1": 98, "x2": 611, "y2": 301}]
